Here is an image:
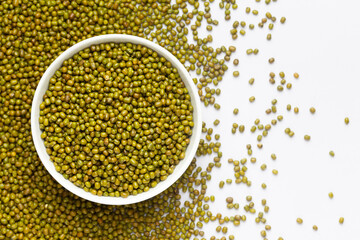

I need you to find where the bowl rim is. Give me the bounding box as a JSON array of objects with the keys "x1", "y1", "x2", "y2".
[{"x1": 31, "y1": 34, "x2": 202, "y2": 205}]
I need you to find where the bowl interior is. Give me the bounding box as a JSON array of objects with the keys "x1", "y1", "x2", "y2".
[{"x1": 31, "y1": 34, "x2": 202, "y2": 205}]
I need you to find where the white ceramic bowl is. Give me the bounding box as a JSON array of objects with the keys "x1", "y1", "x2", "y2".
[{"x1": 31, "y1": 34, "x2": 202, "y2": 205}]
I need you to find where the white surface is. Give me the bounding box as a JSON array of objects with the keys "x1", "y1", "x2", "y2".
[
  {"x1": 188, "y1": 0, "x2": 360, "y2": 239},
  {"x1": 31, "y1": 35, "x2": 202, "y2": 205}
]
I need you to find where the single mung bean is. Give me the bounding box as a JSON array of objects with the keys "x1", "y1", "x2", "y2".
[
  {"x1": 272, "y1": 106, "x2": 277, "y2": 113},
  {"x1": 239, "y1": 125, "x2": 245, "y2": 133},
  {"x1": 226, "y1": 197, "x2": 234, "y2": 203},
  {"x1": 229, "y1": 46, "x2": 236, "y2": 52},
  {"x1": 233, "y1": 21, "x2": 239, "y2": 28},
  {"x1": 231, "y1": 127, "x2": 236, "y2": 134},
  {"x1": 230, "y1": 28, "x2": 238, "y2": 35},
  {"x1": 287, "y1": 104, "x2": 292, "y2": 111}
]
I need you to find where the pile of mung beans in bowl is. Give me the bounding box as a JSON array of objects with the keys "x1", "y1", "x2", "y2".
[{"x1": 31, "y1": 34, "x2": 202, "y2": 205}]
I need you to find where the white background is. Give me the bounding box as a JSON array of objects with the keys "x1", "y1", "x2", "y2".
[{"x1": 185, "y1": 0, "x2": 360, "y2": 239}]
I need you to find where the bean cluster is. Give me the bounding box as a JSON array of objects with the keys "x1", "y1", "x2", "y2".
[{"x1": 39, "y1": 42, "x2": 193, "y2": 197}]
